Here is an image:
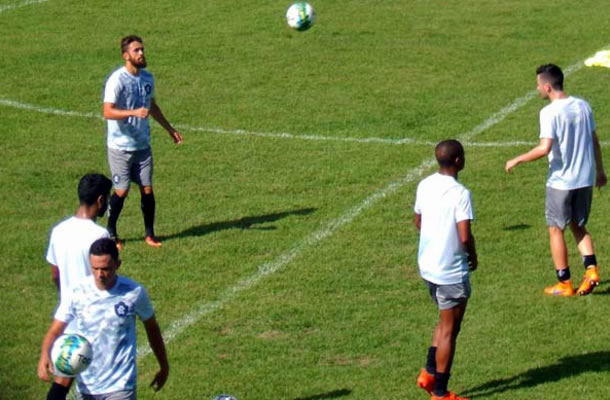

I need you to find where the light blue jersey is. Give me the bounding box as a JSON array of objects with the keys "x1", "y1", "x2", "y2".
[
  {"x1": 55, "y1": 275, "x2": 154, "y2": 395},
  {"x1": 540, "y1": 96, "x2": 596, "y2": 190},
  {"x1": 104, "y1": 66, "x2": 155, "y2": 151}
]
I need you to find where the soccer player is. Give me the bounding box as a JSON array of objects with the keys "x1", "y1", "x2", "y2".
[
  {"x1": 38, "y1": 238, "x2": 169, "y2": 400},
  {"x1": 44, "y1": 173, "x2": 112, "y2": 400},
  {"x1": 414, "y1": 140, "x2": 477, "y2": 400},
  {"x1": 103, "y1": 34, "x2": 183, "y2": 249},
  {"x1": 505, "y1": 63, "x2": 607, "y2": 296}
]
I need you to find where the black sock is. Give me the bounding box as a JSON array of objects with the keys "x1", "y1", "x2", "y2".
[
  {"x1": 426, "y1": 346, "x2": 437, "y2": 374},
  {"x1": 107, "y1": 193, "x2": 126, "y2": 239},
  {"x1": 556, "y1": 267, "x2": 571, "y2": 282},
  {"x1": 141, "y1": 192, "x2": 156, "y2": 238},
  {"x1": 433, "y1": 371, "x2": 450, "y2": 397},
  {"x1": 47, "y1": 382, "x2": 70, "y2": 400},
  {"x1": 583, "y1": 255, "x2": 597, "y2": 270}
]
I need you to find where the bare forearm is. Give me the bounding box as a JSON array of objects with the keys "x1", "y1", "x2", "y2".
[
  {"x1": 594, "y1": 134, "x2": 605, "y2": 173},
  {"x1": 150, "y1": 102, "x2": 175, "y2": 134}
]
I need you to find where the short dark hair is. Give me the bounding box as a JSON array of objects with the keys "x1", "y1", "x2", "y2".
[
  {"x1": 90, "y1": 237, "x2": 119, "y2": 261},
  {"x1": 78, "y1": 173, "x2": 112, "y2": 206},
  {"x1": 435, "y1": 139, "x2": 464, "y2": 168},
  {"x1": 536, "y1": 63, "x2": 564, "y2": 91},
  {"x1": 121, "y1": 35, "x2": 143, "y2": 53}
]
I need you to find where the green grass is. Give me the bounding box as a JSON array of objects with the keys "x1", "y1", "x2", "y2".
[{"x1": 2, "y1": 0, "x2": 610, "y2": 399}]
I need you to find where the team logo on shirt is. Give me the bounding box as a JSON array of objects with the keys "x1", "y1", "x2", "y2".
[
  {"x1": 144, "y1": 84, "x2": 152, "y2": 94},
  {"x1": 114, "y1": 301, "x2": 129, "y2": 317}
]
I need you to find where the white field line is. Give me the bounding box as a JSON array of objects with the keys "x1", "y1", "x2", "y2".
[
  {"x1": 135, "y1": 51, "x2": 599, "y2": 359},
  {"x1": 1, "y1": 97, "x2": 601, "y2": 148},
  {"x1": 0, "y1": 0, "x2": 48, "y2": 13}
]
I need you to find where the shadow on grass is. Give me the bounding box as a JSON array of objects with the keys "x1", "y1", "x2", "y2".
[
  {"x1": 463, "y1": 351, "x2": 610, "y2": 397},
  {"x1": 293, "y1": 388, "x2": 352, "y2": 400},
  {"x1": 592, "y1": 280, "x2": 610, "y2": 295},
  {"x1": 503, "y1": 223, "x2": 532, "y2": 231},
  {"x1": 157, "y1": 207, "x2": 317, "y2": 241}
]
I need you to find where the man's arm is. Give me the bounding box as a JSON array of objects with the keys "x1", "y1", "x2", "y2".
[
  {"x1": 593, "y1": 131, "x2": 607, "y2": 188},
  {"x1": 50, "y1": 265, "x2": 59, "y2": 290},
  {"x1": 457, "y1": 219, "x2": 477, "y2": 271},
  {"x1": 37, "y1": 319, "x2": 67, "y2": 381},
  {"x1": 103, "y1": 102, "x2": 149, "y2": 120},
  {"x1": 505, "y1": 138, "x2": 552, "y2": 173},
  {"x1": 142, "y1": 316, "x2": 169, "y2": 391},
  {"x1": 149, "y1": 99, "x2": 183, "y2": 144},
  {"x1": 414, "y1": 213, "x2": 421, "y2": 231}
]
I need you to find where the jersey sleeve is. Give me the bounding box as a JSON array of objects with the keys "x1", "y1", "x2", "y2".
[
  {"x1": 103, "y1": 72, "x2": 121, "y2": 104},
  {"x1": 539, "y1": 107, "x2": 555, "y2": 139},
  {"x1": 413, "y1": 183, "x2": 422, "y2": 214},
  {"x1": 45, "y1": 229, "x2": 57, "y2": 266},
  {"x1": 455, "y1": 188, "x2": 474, "y2": 223},
  {"x1": 135, "y1": 286, "x2": 155, "y2": 321},
  {"x1": 53, "y1": 292, "x2": 75, "y2": 324}
]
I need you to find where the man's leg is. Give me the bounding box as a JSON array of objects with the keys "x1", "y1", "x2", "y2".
[
  {"x1": 107, "y1": 148, "x2": 132, "y2": 250},
  {"x1": 140, "y1": 185, "x2": 161, "y2": 247},
  {"x1": 46, "y1": 376, "x2": 72, "y2": 400},
  {"x1": 570, "y1": 223, "x2": 600, "y2": 295},
  {"x1": 107, "y1": 188, "x2": 128, "y2": 250},
  {"x1": 544, "y1": 226, "x2": 575, "y2": 296},
  {"x1": 432, "y1": 301, "x2": 467, "y2": 398}
]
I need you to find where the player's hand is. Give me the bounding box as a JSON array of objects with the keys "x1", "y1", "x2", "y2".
[
  {"x1": 150, "y1": 367, "x2": 169, "y2": 391},
  {"x1": 133, "y1": 107, "x2": 150, "y2": 119},
  {"x1": 468, "y1": 254, "x2": 478, "y2": 271},
  {"x1": 37, "y1": 354, "x2": 52, "y2": 382},
  {"x1": 170, "y1": 131, "x2": 183, "y2": 144},
  {"x1": 596, "y1": 171, "x2": 607, "y2": 188},
  {"x1": 505, "y1": 159, "x2": 519, "y2": 173}
]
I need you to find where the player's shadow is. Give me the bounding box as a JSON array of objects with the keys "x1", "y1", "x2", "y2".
[
  {"x1": 502, "y1": 223, "x2": 532, "y2": 231},
  {"x1": 592, "y1": 280, "x2": 610, "y2": 295},
  {"x1": 158, "y1": 208, "x2": 317, "y2": 241},
  {"x1": 293, "y1": 388, "x2": 352, "y2": 400},
  {"x1": 463, "y1": 351, "x2": 610, "y2": 398}
]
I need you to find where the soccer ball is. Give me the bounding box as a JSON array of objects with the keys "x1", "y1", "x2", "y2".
[
  {"x1": 51, "y1": 334, "x2": 93, "y2": 377},
  {"x1": 286, "y1": 2, "x2": 315, "y2": 31}
]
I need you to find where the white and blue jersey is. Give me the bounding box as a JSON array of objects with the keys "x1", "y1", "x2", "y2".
[
  {"x1": 104, "y1": 66, "x2": 155, "y2": 151},
  {"x1": 55, "y1": 275, "x2": 154, "y2": 395}
]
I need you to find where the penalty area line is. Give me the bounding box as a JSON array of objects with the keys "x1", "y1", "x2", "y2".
[{"x1": 0, "y1": 0, "x2": 49, "y2": 14}]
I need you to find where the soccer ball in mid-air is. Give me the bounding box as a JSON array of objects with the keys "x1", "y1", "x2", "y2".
[
  {"x1": 286, "y1": 2, "x2": 316, "y2": 31},
  {"x1": 51, "y1": 334, "x2": 93, "y2": 376}
]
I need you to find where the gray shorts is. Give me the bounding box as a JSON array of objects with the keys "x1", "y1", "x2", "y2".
[
  {"x1": 545, "y1": 186, "x2": 592, "y2": 230},
  {"x1": 76, "y1": 390, "x2": 135, "y2": 400},
  {"x1": 108, "y1": 147, "x2": 153, "y2": 190},
  {"x1": 425, "y1": 279, "x2": 471, "y2": 310}
]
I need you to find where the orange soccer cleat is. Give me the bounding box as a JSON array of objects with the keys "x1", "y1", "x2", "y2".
[
  {"x1": 577, "y1": 267, "x2": 599, "y2": 296},
  {"x1": 544, "y1": 280, "x2": 575, "y2": 297},
  {"x1": 417, "y1": 369, "x2": 435, "y2": 394},
  {"x1": 145, "y1": 236, "x2": 162, "y2": 248},
  {"x1": 431, "y1": 391, "x2": 470, "y2": 400}
]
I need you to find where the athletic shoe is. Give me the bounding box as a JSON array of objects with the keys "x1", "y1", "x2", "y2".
[
  {"x1": 543, "y1": 280, "x2": 575, "y2": 297},
  {"x1": 577, "y1": 267, "x2": 599, "y2": 296},
  {"x1": 145, "y1": 236, "x2": 162, "y2": 248},
  {"x1": 430, "y1": 391, "x2": 470, "y2": 400},
  {"x1": 417, "y1": 369, "x2": 435, "y2": 394}
]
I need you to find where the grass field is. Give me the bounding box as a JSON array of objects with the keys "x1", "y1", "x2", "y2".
[{"x1": 2, "y1": 0, "x2": 610, "y2": 399}]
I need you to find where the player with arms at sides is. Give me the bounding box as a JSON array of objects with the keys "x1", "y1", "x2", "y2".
[
  {"x1": 44, "y1": 173, "x2": 112, "y2": 400},
  {"x1": 103, "y1": 34, "x2": 183, "y2": 249},
  {"x1": 38, "y1": 238, "x2": 169, "y2": 400},
  {"x1": 414, "y1": 140, "x2": 478, "y2": 400},
  {"x1": 505, "y1": 63, "x2": 607, "y2": 296}
]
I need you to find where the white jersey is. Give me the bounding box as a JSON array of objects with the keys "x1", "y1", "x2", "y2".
[
  {"x1": 414, "y1": 173, "x2": 474, "y2": 285},
  {"x1": 104, "y1": 66, "x2": 155, "y2": 151},
  {"x1": 540, "y1": 96, "x2": 596, "y2": 190},
  {"x1": 46, "y1": 216, "x2": 109, "y2": 301},
  {"x1": 55, "y1": 275, "x2": 154, "y2": 395}
]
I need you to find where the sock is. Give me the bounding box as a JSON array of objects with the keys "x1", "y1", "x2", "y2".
[
  {"x1": 107, "y1": 193, "x2": 126, "y2": 239},
  {"x1": 47, "y1": 382, "x2": 70, "y2": 400},
  {"x1": 425, "y1": 346, "x2": 437, "y2": 374},
  {"x1": 583, "y1": 255, "x2": 597, "y2": 270},
  {"x1": 556, "y1": 267, "x2": 571, "y2": 282},
  {"x1": 433, "y1": 371, "x2": 450, "y2": 397},
  {"x1": 141, "y1": 192, "x2": 156, "y2": 238}
]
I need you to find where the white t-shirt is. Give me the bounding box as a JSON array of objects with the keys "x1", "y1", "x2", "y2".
[
  {"x1": 55, "y1": 275, "x2": 154, "y2": 395},
  {"x1": 46, "y1": 217, "x2": 109, "y2": 300},
  {"x1": 539, "y1": 96, "x2": 596, "y2": 190},
  {"x1": 414, "y1": 173, "x2": 474, "y2": 285},
  {"x1": 103, "y1": 66, "x2": 155, "y2": 151}
]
